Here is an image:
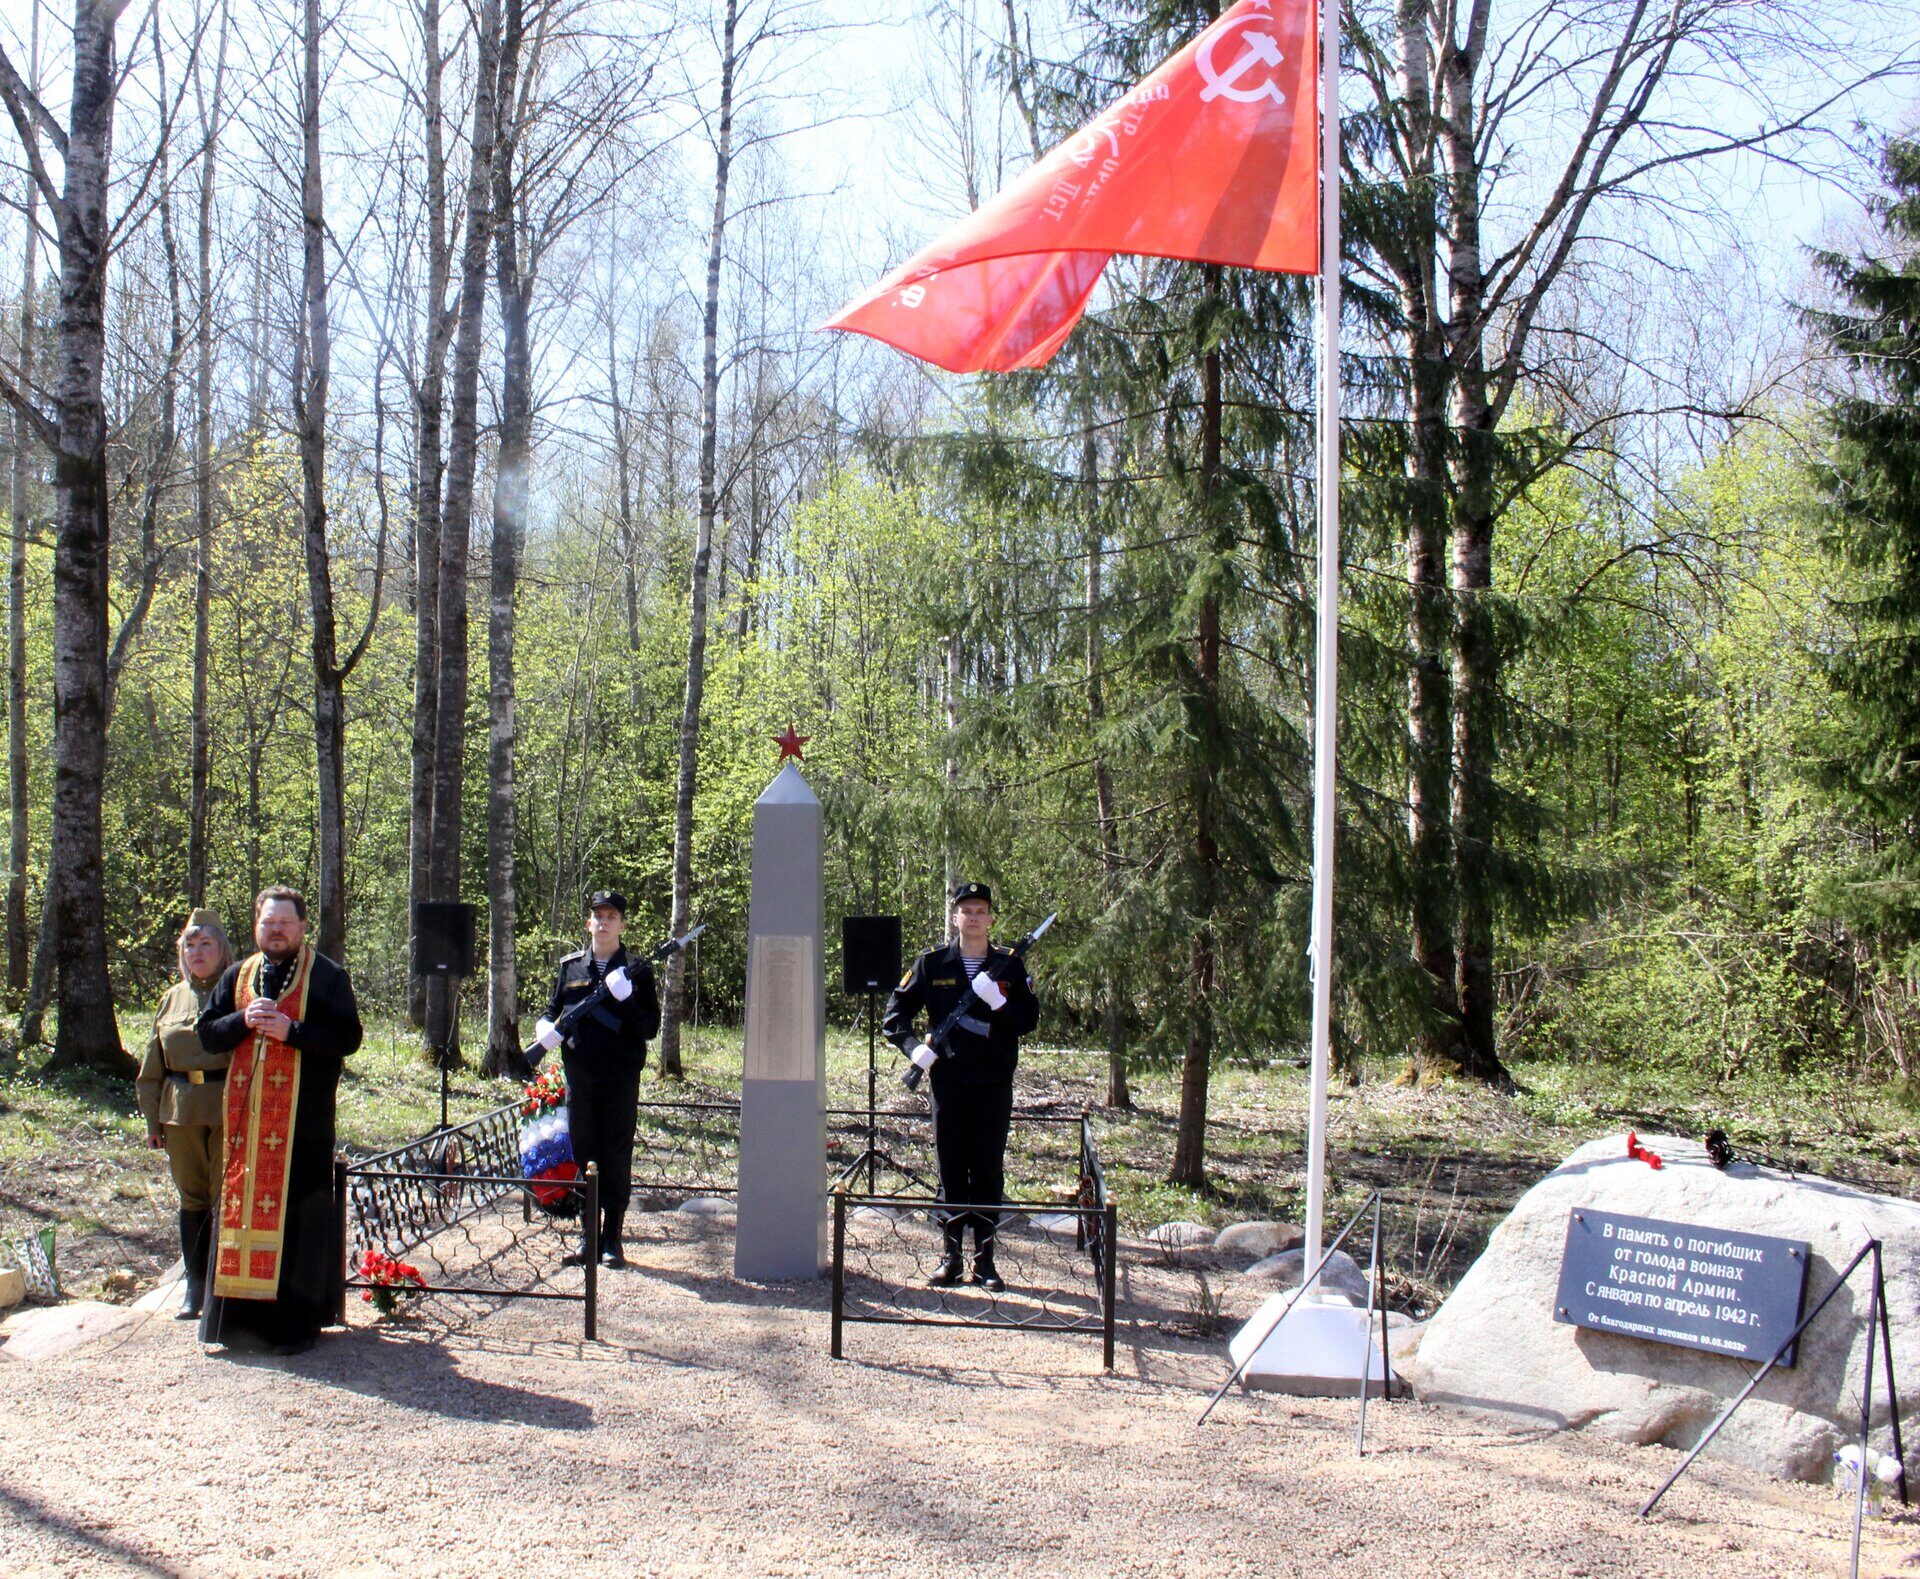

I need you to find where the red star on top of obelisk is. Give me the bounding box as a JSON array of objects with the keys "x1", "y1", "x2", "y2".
[{"x1": 773, "y1": 724, "x2": 809, "y2": 763}]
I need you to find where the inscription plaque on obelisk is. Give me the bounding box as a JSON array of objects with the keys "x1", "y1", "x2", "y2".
[{"x1": 734, "y1": 760, "x2": 827, "y2": 1279}]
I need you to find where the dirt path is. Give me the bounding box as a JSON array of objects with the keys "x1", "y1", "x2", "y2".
[{"x1": 0, "y1": 1212, "x2": 1912, "y2": 1578}]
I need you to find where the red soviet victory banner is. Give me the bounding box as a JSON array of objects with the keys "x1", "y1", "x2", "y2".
[{"x1": 823, "y1": 0, "x2": 1318, "y2": 373}]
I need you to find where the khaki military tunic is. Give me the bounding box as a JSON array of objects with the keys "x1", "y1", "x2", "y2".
[{"x1": 136, "y1": 980, "x2": 227, "y2": 1211}]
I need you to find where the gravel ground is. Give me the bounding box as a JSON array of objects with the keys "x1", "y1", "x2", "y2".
[{"x1": 0, "y1": 1211, "x2": 1913, "y2": 1578}]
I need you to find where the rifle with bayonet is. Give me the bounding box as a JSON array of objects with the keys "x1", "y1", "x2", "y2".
[{"x1": 901, "y1": 913, "x2": 1056, "y2": 1091}]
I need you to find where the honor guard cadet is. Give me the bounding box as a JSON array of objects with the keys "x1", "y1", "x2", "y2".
[
  {"x1": 532, "y1": 890, "x2": 661, "y2": 1267},
  {"x1": 883, "y1": 881, "x2": 1040, "y2": 1292}
]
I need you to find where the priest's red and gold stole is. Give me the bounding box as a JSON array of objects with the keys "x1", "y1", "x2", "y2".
[{"x1": 213, "y1": 946, "x2": 315, "y2": 1301}]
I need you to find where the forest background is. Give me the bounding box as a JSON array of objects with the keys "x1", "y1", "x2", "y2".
[{"x1": 1, "y1": 0, "x2": 1918, "y2": 1190}]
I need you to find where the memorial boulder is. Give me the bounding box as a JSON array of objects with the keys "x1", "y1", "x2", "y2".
[{"x1": 1399, "y1": 1132, "x2": 1919, "y2": 1483}]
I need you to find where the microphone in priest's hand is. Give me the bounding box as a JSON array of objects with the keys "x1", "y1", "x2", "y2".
[
  {"x1": 523, "y1": 924, "x2": 705, "y2": 1065},
  {"x1": 902, "y1": 912, "x2": 1055, "y2": 1092}
]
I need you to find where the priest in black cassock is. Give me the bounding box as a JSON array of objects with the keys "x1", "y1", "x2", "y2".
[{"x1": 197, "y1": 886, "x2": 363, "y2": 1355}]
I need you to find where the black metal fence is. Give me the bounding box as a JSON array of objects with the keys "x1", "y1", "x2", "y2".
[
  {"x1": 829, "y1": 1111, "x2": 1118, "y2": 1368},
  {"x1": 336, "y1": 1098, "x2": 1116, "y2": 1361},
  {"x1": 336, "y1": 1102, "x2": 602, "y2": 1339},
  {"x1": 631, "y1": 1099, "x2": 740, "y2": 1203},
  {"x1": 633, "y1": 1099, "x2": 954, "y2": 1202}
]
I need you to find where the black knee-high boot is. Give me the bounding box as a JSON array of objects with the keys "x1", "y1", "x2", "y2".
[
  {"x1": 928, "y1": 1217, "x2": 965, "y2": 1287},
  {"x1": 970, "y1": 1214, "x2": 1003, "y2": 1291},
  {"x1": 178, "y1": 1209, "x2": 211, "y2": 1319},
  {"x1": 600, "y1": 1206, "x2": 627, "y2": 1267}
]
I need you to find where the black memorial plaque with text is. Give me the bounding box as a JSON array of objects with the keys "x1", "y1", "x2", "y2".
[{"x1": 1553, "y1": 1208, "x2": 1811, "y2": 1365}]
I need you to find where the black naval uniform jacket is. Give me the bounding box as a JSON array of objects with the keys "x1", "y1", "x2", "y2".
[
  {"x1": 541, "y1": 945, "x2": 661, "y2": 1219},
  {"x1": 882, "y1": 938, "x2": 1040, "y2": 1093},
  {"x1": 542, "y1": 945, "x2": 661, "y2": 1070}
]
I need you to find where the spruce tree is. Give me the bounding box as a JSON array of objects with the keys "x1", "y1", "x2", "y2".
[{"x1": 1808, "y1": 138, "x2": 1920, "y2": 957}]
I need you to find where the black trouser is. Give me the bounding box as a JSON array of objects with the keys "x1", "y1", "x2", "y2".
[
  {"x1": 930, "y1": 1079, "x2": 1013, "y2": 1255},
  {"x1": 563, "y1": 1057, "x2": 640, "y2": 1217}
]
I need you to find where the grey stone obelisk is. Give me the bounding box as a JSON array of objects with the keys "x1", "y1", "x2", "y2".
[{"x1": 734, "y1": 762, "x2": 827, "y2": 1280}]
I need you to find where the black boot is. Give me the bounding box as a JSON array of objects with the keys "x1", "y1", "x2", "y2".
[
  {"x1": 595, "y1": 1214, "x2": 625, "y2": 1275},
  {"x1": 178, "y1": 1209, "x2": 211, "y2": 1319},
  {"x1": 971, "y1": 1221, "x2": 1004, "y2": 1293},
  {"x1": 927, "y1": 1220, "x2": 965, "y2": 1287}
]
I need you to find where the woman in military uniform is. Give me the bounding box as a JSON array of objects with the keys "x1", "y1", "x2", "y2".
[{"x1": 136, "y1": 908, "x2": 235, "y2": 1319}]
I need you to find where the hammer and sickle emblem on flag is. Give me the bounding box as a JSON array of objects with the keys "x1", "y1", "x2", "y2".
[{"x1": 1197, "y1": 19, "x2": 1288, "y2": 106}]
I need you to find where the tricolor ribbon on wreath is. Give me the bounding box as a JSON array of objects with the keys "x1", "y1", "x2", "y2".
[{"x1": 518, "y1": 1065, "x2": 581, "y2": 1216}]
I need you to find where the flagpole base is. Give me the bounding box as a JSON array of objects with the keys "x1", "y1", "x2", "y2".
[{"x1": 1226, "y1": 1295, "x2": 1395, "y2": 1399}]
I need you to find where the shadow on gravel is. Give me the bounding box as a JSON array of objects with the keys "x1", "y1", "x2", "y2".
[
  {"x1": 313, "y1": 1327, "x2": 596, "y2": 1430},
  {"x1": 0, "y1": 1476, "x2": 183, "y2": 1575}
]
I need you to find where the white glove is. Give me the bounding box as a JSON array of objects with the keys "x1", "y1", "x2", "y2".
[
  {"x1": 909, "y1": 1041, "x2": 938, "y2": 1072},
  {"x1": 605, "y1": 966, "x2": 633, "y2": 1001},
  {"x1": 534, "y1": 1017, "x2": 563, "y2": 1052},
  {"x1": 970, "y1": 973, "x2": 1008, "y2": 1011}
]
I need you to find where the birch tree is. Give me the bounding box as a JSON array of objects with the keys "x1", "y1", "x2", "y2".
[
  {"x1": 408, "y1": 0, "x2": 458, "y2": 1028},
  {"x1": 425, "y1": 0, "x2": 502, "y2": 1062},
  {"x1": 4, "y1": 4, "x2": 40, "y2": 999},
  {"x1": 186, "y1": 0, "x2": 227, "y2": 907},
  {"x1": 659, "y1": 0, "x2": 831, "y2": 1074},
  {"x1": 1345, "y1": 0, "x2": 1913, "y2": 1081},
  {"x1": 0, "y1": 0, "x2": 139, "y2": 1070},
  {"x1": 296, "y1": 0, "x2": 387, "y2": 963}
]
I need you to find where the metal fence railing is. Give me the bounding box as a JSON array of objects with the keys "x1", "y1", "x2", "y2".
[
  {"x1": 341, "y1": 1102, "x2": 527, "y2": 1247},
  {"x1": 334, "y1": 1094, "x2": 744, "y2": 1338},
  {"x1": 337, "y1": 1138, "x2": 601, "y2": 1339},
  {"x1": 829, "y1": 1110, "x2": 1117, "y2": 1369},
  {"x1": 631, "y1": 1100, "x2": 740, "y2": 1203},
  {"x1": 334, "y1": 1099, "x2": 1115, "y2": 1360}
]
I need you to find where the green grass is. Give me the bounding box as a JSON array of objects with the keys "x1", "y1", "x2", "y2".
[{"x1": 5, "y1": 1013, "x2": 1916, "y2": 1312}]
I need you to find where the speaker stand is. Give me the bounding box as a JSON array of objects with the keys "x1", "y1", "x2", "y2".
[
  {"x1": 856, "y1": 988, "x2": 931, "y2": 1195},
  {"x1": 866, "y1": 989, "x2": 878, "y2": 1193},
  {"x1": 431, "y1": 973, "x2": 464, "y2": 1135}
]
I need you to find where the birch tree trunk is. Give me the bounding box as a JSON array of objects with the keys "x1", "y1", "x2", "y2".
[
  {"x1": 608, "y1": 317, "x2": 642, "y2": 664},
  {"x1": 409, "y1": 0, "x2": 455, "y2": 1028},
  {"x1": 105, "y1": 11, "x2": 182, "y2": 725},
  {"x1": 426, "y1": 0, "x2": 503, "y2": 1062},
  {"x1": 296, "y1": 0, "x2": 350, "y2": 963},
  {"x1": 187, "y1": 2, "x2": 227, "y2": 908},
  {"x1": 5, "y1": 5, "x2": 39, "y2": 999},
  {"x1": 658, "y1": 0, "x2": 739, "y2": 1079},
  {"x1": 1387, "y1": 0, "x2": 1468, "y2": 1080},
  {"x1": 0, "y1": 0, "x2": 135, "y2": 1070},
  {"x1": 483, "y1": 0, "x2": 528, "y2": 1077}
]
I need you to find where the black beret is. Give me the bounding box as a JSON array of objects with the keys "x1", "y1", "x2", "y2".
[
  {"x1": 950, "y1": 881, "x2": 993, "y2": 907},
  {"x1": 587, "y1": 889, "x2": 627, "y2": 916}
]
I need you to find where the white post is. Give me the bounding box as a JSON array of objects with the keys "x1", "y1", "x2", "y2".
[{"x1": 1302, "y1": 0, "x2": 1341, "y2": 1284}]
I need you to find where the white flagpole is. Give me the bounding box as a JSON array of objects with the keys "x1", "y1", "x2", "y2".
[{"x1": 1302, "y1": 0, "x2": 1341, "y2": 1284}]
